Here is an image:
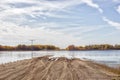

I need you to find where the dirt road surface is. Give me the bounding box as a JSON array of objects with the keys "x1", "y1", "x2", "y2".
[{"x1": 0, "y1": 56, "x2": 119, "y2": 80}]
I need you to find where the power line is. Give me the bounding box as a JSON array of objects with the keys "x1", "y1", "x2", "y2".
[{"x1": 30, "y1": 39, "x2": 35, "y2": 58}]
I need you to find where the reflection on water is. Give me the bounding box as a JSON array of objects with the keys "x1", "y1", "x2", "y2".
[{"x1": 0, "y1": 50, "x2": 120, "y2": 67}]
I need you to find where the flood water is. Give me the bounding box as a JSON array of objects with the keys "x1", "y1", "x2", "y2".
[{"x1": 0, "y1": 50, "x2": 120, "y2": 67}]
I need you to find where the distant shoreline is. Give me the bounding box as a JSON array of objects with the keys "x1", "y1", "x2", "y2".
[
  {"x1": 0, "y1": 49, "x2": 120, "y2": 51},
  {"x1": 0, "y1": 44, "x2": 120, "y2": 51}
]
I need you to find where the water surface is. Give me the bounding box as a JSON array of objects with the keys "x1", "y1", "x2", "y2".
[{"x1": 0, "y1": 50, "x2": 120, "y2": 67}]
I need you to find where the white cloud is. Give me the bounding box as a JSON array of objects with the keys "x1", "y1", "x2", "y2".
[
  {"x1": 59, "y1": 25, "x2": 105, "y2": 37},
  {"x1": 0, "y1": 0, "x2": 103, "y2": 30},
  {"x1": 103, "y1": 17, "x2": 120, "y2": 30},
  {"x1": 0, "y1": 21, "x2": 81, "y2": 48},
  {"x1": 81, "y1": 0, "x2": 103, "y2": 13},
  {"x1": 0, "y1": 0, "x2": 104, "y2": 47},
  {"x1": 117, "y1": 5, "x2": 120, "y2": 14},
  {"x1": 113, "y1": 0, "x2": 120, "y2": 2},
  {"x1": 0, "y1": 0, "x2": 102, "y2": 19},
  {"x1": 0, "y1": 0, "x2": 103, "y2": 31}
]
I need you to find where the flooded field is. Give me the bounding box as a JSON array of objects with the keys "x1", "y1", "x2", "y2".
[{"x1": 0, "y1": 50, "x2": 120, "y2": 67}]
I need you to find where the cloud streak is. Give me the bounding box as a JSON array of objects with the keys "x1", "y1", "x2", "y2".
[
  {"x1": 103, "y1": 17, "x2": 120, "y2": 30},
  {"x1": 0, "y1": 0, "x2": 102, "y2": 19},
  {"x1": 81, "y1": 0, "x2": 103, "y2": 13},
  {"x1": 117, "y1": 5, "x2": 120, "y2": 14}
]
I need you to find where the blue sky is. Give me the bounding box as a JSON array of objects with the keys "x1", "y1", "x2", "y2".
[{"x1": 0, "y1": 0, "x2": 120, "y2": 48}]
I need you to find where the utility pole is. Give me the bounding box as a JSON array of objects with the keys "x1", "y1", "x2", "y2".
[{"x1": 30, "y1": 40, "x2": 35, "y2": 58}]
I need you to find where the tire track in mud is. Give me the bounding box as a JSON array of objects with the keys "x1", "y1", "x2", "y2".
[{"x1": 0, "y1": 56, "x2": 119, "y2": 80}]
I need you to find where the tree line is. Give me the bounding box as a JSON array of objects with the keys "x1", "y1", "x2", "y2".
[
  {"x1": 0, "y1": 44, "x2": 120, "y2": 51},
  {"x1": 66, "y1": 44, "x2": 120, "y2": 50},
  {"x1": 0, "y1": 44, "x2": 60, "y2": 51}
]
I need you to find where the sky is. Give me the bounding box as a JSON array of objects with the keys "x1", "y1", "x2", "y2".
[{"x1": 0, "y1": 0, "x2": 120, "y2": 48}]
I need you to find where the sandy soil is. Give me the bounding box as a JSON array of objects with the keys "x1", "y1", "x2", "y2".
[{"x1": 0, "y1": 55, "x2": 120, "y2": 80}]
